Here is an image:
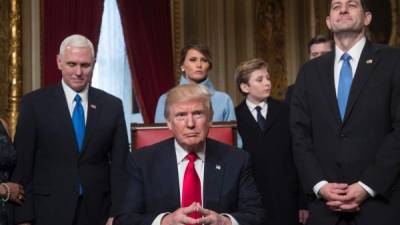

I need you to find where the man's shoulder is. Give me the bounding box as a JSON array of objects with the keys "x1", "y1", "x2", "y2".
[
  {"x1": 89, "y1": 86, "x2": 122, "y2": 104},
  {"x1": 22, "y1": 84, "x2": 60, "y2": 102},
  {"x1": 206, "y1": 138, "x2": 249, "y2": 160},
  {"x1": 132, "y1": 138, "x2": 174, "y2": 159}
]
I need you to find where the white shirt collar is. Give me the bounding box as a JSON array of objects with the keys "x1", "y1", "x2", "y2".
[
  {"x1": 245, "y1": 98, "x2": 268, "y2": 112},
  {"x1": 335, "y1": 37, "x2": 366, "y2": 65},
  {"x1": 61, "y1": 79, "x2": 89, "y2": 105},
  {"x1": 175, "y1": 139, "x2": 205, "y2": 164}
]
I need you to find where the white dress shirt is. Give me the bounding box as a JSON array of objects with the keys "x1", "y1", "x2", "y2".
[
  {"x1": 245, "y1": 99, "x2": 268, "y2": 121},
  {"x1": 62, "y1": 79, "x2": 89, "y2": 123},
  {"x1": 152, "y1": 140, "x2": 239, "y2": 225},
  {"x1": 313, "y1": 37, "x2": 375, "y2": 197}
]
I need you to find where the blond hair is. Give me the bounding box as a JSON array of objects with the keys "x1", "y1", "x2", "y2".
[
  {"x1": 164, "y1": 84, "x2": 213, "y2": 120},
  {"x1": 234, "y1": 58, "x2": 268, "y2": 95}
]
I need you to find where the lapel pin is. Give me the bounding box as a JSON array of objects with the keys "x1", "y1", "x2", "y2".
[
  {"x1": 90, "y1": 104, "x2": 96, "y2": 109},
  {"x1": 366, "y1": 59, "x2": 373, "y2": 64},
  {"x1": 216, "y1": 165, "x2": 221, "y2": 170}
]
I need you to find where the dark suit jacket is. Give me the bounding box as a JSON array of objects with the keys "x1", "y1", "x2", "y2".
[
  {"x1": 236, "y1": 98, "x2": 301, "y2": 225},
  {"x1": 291, "y1": 42, "x2": 400, "y2": 225},
  {"x1": 114, "y1": 138, "x2": 266, "y2": 225},
  {"x1": 284, "y1": 84, "x2": 294, "y2": 104},
  {"x1": 12, "y1": 84, "x2": 130, "y2": 225}
]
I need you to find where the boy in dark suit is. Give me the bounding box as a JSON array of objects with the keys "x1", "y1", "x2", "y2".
[{"x1": 235, "y1": 58, "x2": 306, "y2": 225}]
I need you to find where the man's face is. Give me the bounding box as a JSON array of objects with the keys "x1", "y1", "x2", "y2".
[
  {"x1": 240, "y1": 68, "x2": 272, "y2": 104},
  {"x1": 326, "y1": 0, "x2": 371, "y2": 35},
  {"x1": 167, "y1": 99, "x2": 211, "y2": 152},
  {"x1": 309, "y1": 42, "x2": 332, "y2": 59},
  {"x1": 57, "y1": 46, "x2": 94, "y2": 92}
]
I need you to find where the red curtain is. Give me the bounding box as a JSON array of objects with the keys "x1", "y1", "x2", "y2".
[
  {"x1": 118, "y1": 0, "x2": 175, "y2": 123},
  {"x1": 41, "y1": 0, "x2": 103, "y2": 86}
]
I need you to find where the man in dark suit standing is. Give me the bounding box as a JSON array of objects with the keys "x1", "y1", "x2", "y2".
[
  {"x1": 291, "y1": 0, "x2": 400, "y2": 224},
  {"x1": 114, "y1": 84, "x2": 265, "y2": 225},
  {"x1": 12, "y1": 34, "x2": 130, "y2": 225}
]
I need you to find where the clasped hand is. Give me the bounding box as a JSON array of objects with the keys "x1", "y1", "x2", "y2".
[
  {"x1": 161, "y1": 202, "x2": 232, "y2": 225},
  {"x1": 319, "y1": 182, "x2": 368, "y2": 212}
]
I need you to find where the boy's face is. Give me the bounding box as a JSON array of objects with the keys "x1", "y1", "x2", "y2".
[{"x1": 240, "y1": 68, "x2": 272, "y2": 104}]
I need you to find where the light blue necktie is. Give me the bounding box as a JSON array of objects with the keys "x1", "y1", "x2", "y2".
[
  {"x1": 72, "y1": 94, "x2": 85, "y2": 152},
  {"x1": 338, "y1": 53, "x2": 352, "y2": 121}
]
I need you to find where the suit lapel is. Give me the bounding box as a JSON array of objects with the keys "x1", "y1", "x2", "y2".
[
  {"x1": 343, "y1": 42, "x2": 378, "y2": 123},
  {"x1": 264, "y1": 99, "x2": 281, "y2": 133},
  {"x1": 203, "y1": 140, "x2": 224, "y2": 209},
  {"x1": 158, "y1": 141, "x2": 181, "y2": 209},
  {"x1": 52, "y1": 84, "x2": 80, "y2": 159},
  {"x1": 81, "y1": 87, "x2": 102, "y2": 155},
  {"x1": 319, "y1": 52, "x2": 342, "y2": 126},
  {"x1": 236, "y1": 101, "x2": 260, "y2": 132}
]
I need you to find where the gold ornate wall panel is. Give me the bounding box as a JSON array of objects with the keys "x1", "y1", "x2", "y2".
[
  {"x1": 7, "y1": 0, "x2": 22, "y2": 138},
  {"x1": 255, "y1": 0, "x2": 286, "y2": 99},
  {"x1": 171, "y1": 0, "x2": 183, "y2": 83},
  {"x1": 0, "y1": 0, "x2": 22, "y2": 138},
  {"x1": 0, "y1": 0, "x2": 11, "y2": 122}
]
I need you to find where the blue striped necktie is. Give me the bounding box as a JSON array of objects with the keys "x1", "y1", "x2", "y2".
[
  {"x1": 338, "y1": 53, "x2": 352, "y2": 120},
  {"x1": 72, "y1": 94, "x2": 85, "y2": 152}
]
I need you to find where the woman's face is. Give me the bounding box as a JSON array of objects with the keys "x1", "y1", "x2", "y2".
[{"x1": 181, "y1": 49, "x2": 210, "y2": 83}]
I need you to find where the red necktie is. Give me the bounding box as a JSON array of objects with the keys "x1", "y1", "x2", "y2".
[{"x1": 182, "y1": 152, "x2": 202, "y2": 221}]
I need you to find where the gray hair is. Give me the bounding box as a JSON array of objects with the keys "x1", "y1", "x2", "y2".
[{"x1": 59, "y1": 34, "x2": 95, "y2": 57}]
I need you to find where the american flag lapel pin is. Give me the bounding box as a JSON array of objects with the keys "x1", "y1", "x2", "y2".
[
  {"x1": 216, "y1": 164, "x2": 221, "y2": 170},
  {"x1": 90, "y1": 104, "x2": 96, "y2": 109},
  {"x1": 366, "y1": 59, "x2": 373, "y2": 64}
]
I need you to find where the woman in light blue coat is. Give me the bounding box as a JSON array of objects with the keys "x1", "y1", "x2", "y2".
[{"x1": 154, "y1": 43, "x2": 236, "y2": 122}]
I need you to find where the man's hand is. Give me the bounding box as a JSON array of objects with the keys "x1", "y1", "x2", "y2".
[
  {"x1": 319, "y1": 183, "x2": 349, "y2": 211},
  {"x1": 105, "y1": 217, "x2": 113, "y2": 225},
  {"x1": 161, "y1": 202, "x2": 201, "y2": 225},
  {"x1": 197, "y1": 207, "x2": 232, "y2": 225},
  {"x1": 298, "y1": 209, "x2": 309, "y2": 224},
  {"x1": 337, "y1": 183, "x2": 368, "y2": 212}
]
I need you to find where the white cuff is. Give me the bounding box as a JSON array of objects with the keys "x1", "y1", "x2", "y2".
[
  {"x1": 222, "y1": 213, "x2": 239, "y2": 225},
  {"x1": 152, "y1": 213, "x2": 169, "y2": 225},
  {"x1": 358, "y1": 181, "x2": 376, "y2": 197},
  {"x1": 313, "y1": 180, "x2": 328, "y2": 198}
]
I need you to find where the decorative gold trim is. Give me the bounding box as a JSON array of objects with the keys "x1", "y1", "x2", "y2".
[
  {"x1": 171, "y1": 0, "x2": 182, "y2": 84},
  {"x1": 7, "y1": 0, "x2": 22, "y2": 139}
]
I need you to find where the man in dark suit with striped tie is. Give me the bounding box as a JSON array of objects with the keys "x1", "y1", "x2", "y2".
[{"x1": 291, "y1": 0, "x2": 400, "y2": 224}]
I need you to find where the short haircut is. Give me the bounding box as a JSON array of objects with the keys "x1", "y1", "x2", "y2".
[
  {"x1": 308, "y1": 34, "x2": 333, "y2": 52},
  {"x1": 180, "y1": 43, "x2": 213, "y2": 70},
  {"x1": 329, "y1": 0, "x2": 371, "y2": 12},
  {"x1": 164, "y1": 84, "x2": 213, "y2": 121},
  {"x1": 59, "y1": 34, "x2": 95, "y2": 58},
  {"x1": 234, "y1": 58, "x2": 268, "y2": 96}
]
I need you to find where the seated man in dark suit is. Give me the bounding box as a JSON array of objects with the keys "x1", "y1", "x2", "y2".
[{"x1": 114, "y1": 84, "x2": 265, "y2": 225}]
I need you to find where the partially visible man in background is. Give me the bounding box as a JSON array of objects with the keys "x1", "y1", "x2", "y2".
[{"x1": 285, "y1": 34, "x2": 333, "y2": 102}]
